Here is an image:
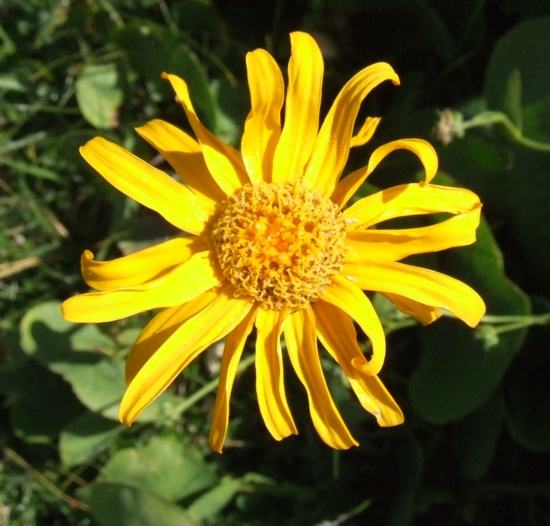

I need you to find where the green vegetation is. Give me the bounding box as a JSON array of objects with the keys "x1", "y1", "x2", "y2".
[{"x1": 2, "y1": 1, "x2": 550, "y2": 524}]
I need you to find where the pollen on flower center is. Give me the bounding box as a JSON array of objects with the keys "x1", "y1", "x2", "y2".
[{"x1": 211, "y1": 181, "x2": 347, "y2": 310}]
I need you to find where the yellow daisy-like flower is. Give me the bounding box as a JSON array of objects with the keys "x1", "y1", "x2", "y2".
[{"x1": 62, "y1": 32, "x2": 485, "y2": 452}]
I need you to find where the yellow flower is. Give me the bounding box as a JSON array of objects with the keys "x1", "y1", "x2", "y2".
[{"x1": 62, "y1": 32, "x2": 485, "y2": 452}]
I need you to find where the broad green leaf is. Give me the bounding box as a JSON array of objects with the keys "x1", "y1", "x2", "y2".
[
  {"x1": 76, "y1": 63, "x2": 124, "y2": 129},
  {"x1": 102, "y1": 436, "x2": 217, "y2": 502},
  {"x1": 485, "y1": 16, "x2": 550, "y2": 143},
  {"x1": 60, "y1": 411, "x2": 124, "y2": 467},
  {"x1": 20, "y1": 301, "x2": 116, "y2": 359},
  {"x1": 386, "y1": 434, "x2": 423, "y2": 526},
  {"x1": 188, "y1": 478, "x2": 243, "y2": 522},
  {"x1": 0, "y1": 360, "x2": 84, "y2": 440},
  {"x1": 487, "y1": 147, "x2": 550, "y2": 293},
  {"x1": 19, "y1": 301, "x2": 182, "y2": 423},
  {"x1": 504, "y1": 326, "x2": 550, "y2": 452},
  {"x1": 78, "y1": 482, "x2": 198, "y2": 526},
  {"x1": 439, "y1": 124, "x2": 550, "y2": 296},
  {"x1": 409, "y1": 174, "x2": 530, "y2": 424},
  {"x1": 453, "y1": 389, "x2": 504, "y2": 479},
  {"x1": 53, "y1": 359, "x2": 126, "y2": 415},
  {"x1": 438, "y1": 133, "x2": 508, "y2": 208}
]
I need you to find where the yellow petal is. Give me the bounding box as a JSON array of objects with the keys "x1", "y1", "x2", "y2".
[
  {"x1": 381, "y1": 292, "x2": 441, "y2": 326},
  {"x1": 135, "y1": 119, "x2": 225, "y2": 203},
  {"x1": 343, "y1": 259, "x2": 486, "y2": 327},
  {"x1": 319, "y1": 275, "x2": 386, "y2": 376},
  {"x1": 343, "y1": 183, "x2": 481, "y2": 230},
  {"x1": 209, "y1": 306, "x2": 258, "y2": 453},
  {"x1": 271, "y1": 32, "x2": 323, "y2": 184},
  {"x1": 349, "y1": 116, "x2": 381, "y2": 148},
  {"x1": 241, "y1": 49, "x2": 284, "y2": 183},
  {"x1": 62, "y1": 251, "x2": 222, "y2": 323},
  {"x1": 81, "y1": 236, "x2": 205, "y2": 291},
  {"x1": 255, "y1": 308, "x2": 298, "y2": 440},
  {"x1": 162, "y1": 73, "x2": 249, "y2": 195},
  {"x1": 304, "y1": 63, "x2": 399, "y2": 195},
  {"x1": 313, "y1": 300, "x2": 404, "y2": 426},
  {"x1": 80, "y1": 137, "x2": 215, "y2": 235},
  {"x1": 345, "y1": 204, "x2": 482, "y2": 261},
  {"x1": 125, "y1": 290, "x2": 219, "y2": 385},
  {"x1": 332, "y1": 138, "x2": 438, "y2": 208},
  {"x1": 119, "y1": 285, "x2": 253, "y2": 424},
  {"x1": 284, "y1": 306, "x2": 358, "y2": 449}
]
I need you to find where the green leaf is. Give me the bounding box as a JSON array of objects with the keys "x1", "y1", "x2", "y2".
[
  {"x1": 409, "y1": 174, "x2": 530, "y2": 424},
  {"x1": 0, "y1": 73, "x2": 27, "y2": 92},
  {"x1": 504, "y1": 325, "x2": 550, "y2": 452},
  {"x1": 485, "y1": 16, "x2": 550, "y2": 143},
  {"x1": 453, "y1": 389, "x2": 505, "y2": 479},
  {"x1": 20, "y1": 301, "x2": 116, "y2": 360},
  {"x1": 78, "y1": 482, "x2": 198, "y2": 526},
  {"x1": 386, "y1": 433, "x2": 423, "y2": 526},
  {"x1": 102, "y1": 436, "x2": 217, "y2": 502},
  {"x1": 54, "y1": 358, "x2": 126, "y2": 415},
  {"x1": 188, "y1": 478, "x2": 243, "y2": 522},
  {"x1": 76, "y1": 63, "x2": 124, "y2": 129},
  {"x1": 19, "y1": 301, "x2": 181, "y2": 423},
  {"x1": 60, "y1": 411, "x2": 124, "y2": 467},
  {"x1": 0, "y1": 360, "x2": 84, "y2": 440}
]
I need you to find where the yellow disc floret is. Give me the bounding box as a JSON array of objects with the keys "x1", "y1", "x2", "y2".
[{"x1": 212, "y1": 181, "x2": 347, "y2": 310}]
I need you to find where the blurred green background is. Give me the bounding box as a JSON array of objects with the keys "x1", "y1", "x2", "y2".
[{"x1": 1, "y1": 0, "x2": 550, "y2": 524}]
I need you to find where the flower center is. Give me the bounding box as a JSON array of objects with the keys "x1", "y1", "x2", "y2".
[{"x1": 211, "y1": 181, "x2": 347, "y2": 310}]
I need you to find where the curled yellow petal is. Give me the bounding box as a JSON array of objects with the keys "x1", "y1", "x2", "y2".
[
  {"x1": 381, "y1": 292, "x2": 441, "y2": 326},
  {"x1": 80, "y1": 137, "x2": 215, "y2": 235},
  {"x1": 344, "y1": 259, "x2": 486, "y2": 327},
  {"x1": 284, "y1": 306, "x2": 358, "y2": 449},
  {"x1": 255, "y1": 308, "x2": 297, "y2": 440},
  {"x1": 119, "y1": 285, "x2": 253, "y2": 425},
  {"x1": 369, "y1": 138, "x2": 438, "y2": 183},
  {"x1": 162, "y1": 73, "x2": 249, "y2": 195},
  {"x1": 272, "y1": 32, "x2": 323, "y2": 184},
  {"x1": 345, "y1": 204, "x2": 482, "y2": 262},
  {"x1": 135, "y1": 119, "x2": 225, "y2": 203},
  {"x1": 241, "y1": 49, "x2": 284, "y2": 183},
  {"x1": 313, "y1": 300, "x2": 404, "y2": 426},
  {"x1": 125, "y1": 290, "x2": 219, "y2": 385},
  {"x1": 332, "y1": 138, "x2": 438, "y2": 208},
  {"x1": 209, "y1": 306, "x2": 258, "y2": 453},
  {"x1": 320, "y1": 275, "x2": 386, "y2": 376},
  {"x1": 350, "y1": 116, "x2": 381, "y2": 148},
  {"x1": 81, "y1": 236, "x2": 205, "y2": 291},
  {"x1": 305, "y1": 63, "x2": 399, "y2": 195},
  {"x1": 343, "y1": 183, "x2": 481, "y2": 230},
  {"x1": 62, "y1": 251, "x2": 222, "y2": 323}
]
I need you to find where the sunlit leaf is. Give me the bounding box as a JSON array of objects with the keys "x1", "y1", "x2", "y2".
[
  {"x1": 102, "y1": 436, "x2": 217, "y2": 502},
  {"x1": 76, "y1": 63, "x2": 124, "y2": 129},
  {"x1": 60, "y1": 411, "x2": 123, "y2": 467},
  {"x1": 78, "y1": 482, "x2": 197, "y2": 526}
]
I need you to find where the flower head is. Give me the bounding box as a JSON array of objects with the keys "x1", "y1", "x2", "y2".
[{"x1": 62, "y1": 32, "x2": 485, "y2": 451}]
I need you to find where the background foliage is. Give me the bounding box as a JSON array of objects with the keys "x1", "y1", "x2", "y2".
[{"x1": 1, "y1": 0, "x2": 550, "y2": 524}]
